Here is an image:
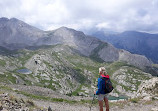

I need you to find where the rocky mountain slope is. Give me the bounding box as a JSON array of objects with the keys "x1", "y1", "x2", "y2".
[
  {"x1": 0, "y1": 17, "x2": 44, "y2": 49},
  {"x1": 92, "y1": 30, "x2": 158, "y2": 63},
  {"x1": 0, "y1": 17, "x2": 154, "y2": 71},
  {"x1": 0, "y1": 44, "x2": 155, "y2": 98},
  {"x1": 0, "y1": 17, "x2": 158, "y2": 110},
  {"x1": 136, "y1": 77, "x2": 158, "y2": 100}
]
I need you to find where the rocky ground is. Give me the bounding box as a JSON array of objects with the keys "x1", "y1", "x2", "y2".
[
  {"x1": 35, "y1": 101, "x2": 158, "y2": 111},
  {"x1": 0, "y1": 93, "x2": 42, "y2": 111},
  {"x1": 1, "y1": 92, "x2": 158, "y2": 111},
  {"x1": 0, "y1": 77, "x2": 157, "y2": 111},
  {"x1": 33, "y1": 99, "x2": 158, "y2": 111}
]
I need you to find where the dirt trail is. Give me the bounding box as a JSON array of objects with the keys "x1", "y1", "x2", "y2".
[
  {"x1": 34, "y1": 100, "x2": 158, "y2": 111},
  {"x1": 2, "y1": 84, "x2": 158, "y2": 111}
]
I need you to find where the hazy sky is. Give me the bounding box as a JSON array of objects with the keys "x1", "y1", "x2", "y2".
[{"x1": 0, "y1": 0, "x2": 158, "y2": 33}]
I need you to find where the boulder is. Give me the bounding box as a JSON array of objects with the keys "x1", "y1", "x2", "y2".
[{"x1": 136, "y1": 77, "x2": 158, "y2": 98}]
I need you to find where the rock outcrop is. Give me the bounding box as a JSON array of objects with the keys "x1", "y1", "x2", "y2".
[
  {"x1": 0, "y1": 93, "x2": 38, "y2": 111},
  {"x1": 111, "y1": 66, "x2": 152, "y2": 97},
  {"x1": 136, "y1": 77, "x2": 158, "y2": 100},
  {"x1": 119, "y1": 49, "x2": 152, "y2": 69}
]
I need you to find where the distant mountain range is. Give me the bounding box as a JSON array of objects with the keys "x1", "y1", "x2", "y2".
[
  {"x1": 92, "y1": 30, "x2": 158, "y2": 63},
  {"x1": 0, "y1": 17, "x2": 157, "y2": 73}
]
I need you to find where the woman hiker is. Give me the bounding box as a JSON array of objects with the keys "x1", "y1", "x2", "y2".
[{"x1": 94, "y1": 67, "x2": 110, "y2": 111}]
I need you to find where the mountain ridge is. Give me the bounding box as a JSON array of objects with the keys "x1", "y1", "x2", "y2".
[
  {"x1": 92, "y1": 30, "x2": 158, "y2": 63},
  {"x1": 0, "y1": 17, "x2": 44, "y2": 49},
  {"x1": 0, "y1": 17, "x2": 156, "y2": 71}
]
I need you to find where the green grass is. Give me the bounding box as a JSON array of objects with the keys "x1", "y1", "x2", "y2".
[
  {"x1": 73, "y1": 67, "x2": 87, "y2": 83},
  {"x1": 48, "y1": 80, "x2": 59, "y2": 90},
  {"x1": 43, "y1": 61, "x2": 53, "y2": 71},
  {"x1": 67, "y1": 84, "x2": 90, "y2": 96},
  {"x1": 152, "y1": 64, "x2": 158, "y2": 68},
  {"x1": 0, "y1": 59, "x2": 6, "y2": 66},
  {"x1": 65, "y1": 53, "x2": 106, "y2": 82},
  {"x1": 12, "y1": 72, "x2": 32, "y2": 85},
  {"x1": 0, "y1": 85, "x2": 13, "y2": 90},
  {"x1": 16, "y1": 89, "x2": 100, "y2": 105},
  {"x1": 0, "y1": 84, "x2": 78, "y2": 104},
  {"x1": 6, "y1": 73, "x2": 16, "y2": 84},
  {"x1": 0, "y1": 73, "x2": 16, "y2": 84},
  {"x1": 71, "y1": 85, "x2": 83, "y2": 96},
  {"x1": 67, "y1": 79, "x2": 73, "y2": 87},
  {"x1": 52, "y1": 52, "x2": 63, "y2": 63},
  {"x1": 90, "y1": 42, "x2": 108, "y2": 63},
  {"x1": 17, "y1": 51, "x2": 36, "y2": 65},
  {"x1": 0, "y1": 74, "x2": 7, "y2": 83},
  {"x1": 106, "y1": 62, "x2": 129, "y2": 76},
  {"x1": 15, "y1": 90, "x2": 79, "y2": 104},
  {"x1": 129, "y1": 98, "x2": 141, "y2": 103},
  {"x1": 56, "y1": 53, "x2": 92, "y2": 84}
]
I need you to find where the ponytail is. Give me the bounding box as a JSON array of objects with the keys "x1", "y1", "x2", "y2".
[{"x1": 102, "y1": 70, "x2": 107, "y2": 76}]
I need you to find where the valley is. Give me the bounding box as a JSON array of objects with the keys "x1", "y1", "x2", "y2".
[{"x1": 0, "y1": 17, "x2": 158, "y2": 111}]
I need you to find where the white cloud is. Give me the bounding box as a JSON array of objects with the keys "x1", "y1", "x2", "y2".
[
  {"x1": 96, "y1": 22, "x2": 110, "y2": 29},
  {"x1": 0, "y1": 0, "x2": 158, "y2": 33}
]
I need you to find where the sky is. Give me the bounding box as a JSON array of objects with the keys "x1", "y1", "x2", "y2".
[{"x1": 0, "y1": 0, "x2": 158, "y2": 33}]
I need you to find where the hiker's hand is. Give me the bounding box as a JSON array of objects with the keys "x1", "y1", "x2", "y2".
[{"x1": 94, "y1": 91, "x2": 96, "y2": 95}]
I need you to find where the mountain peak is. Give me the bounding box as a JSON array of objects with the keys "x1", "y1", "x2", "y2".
[
  {"x1": 58, "y1": 26, "x2": 69, "y2": 30},
  {"x1": 121, "y1": 30, "x2": 151, "y2": 36},
  {"x1": 0, "y1": 17, "x2": 9, "y2": 21},
  {"x1": 54, "y1": 26, "x2": 85, "y2": 38},
  {"x1": 10, "y1": 17, "x2": 21, "y2": 22},
  {"x1": 121, "y1": 30, "x2": 141, "y2": 35},
  {"x1": 56, "y1": 26, "x2": 76, "y2": 32},
  {"x1": 0, "y1": 17, "x2": 22, "y2": 23},
  {"x1": 0, "y1": 17, "x2": 44, "y2": 49},
  {"x1": 0, "y1": 17, "x2": 9, "y2": 23}
]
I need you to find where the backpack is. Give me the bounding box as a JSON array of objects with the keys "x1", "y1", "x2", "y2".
[{"x1": 101, "y1": 76, "x2": 114, "y2": 94}]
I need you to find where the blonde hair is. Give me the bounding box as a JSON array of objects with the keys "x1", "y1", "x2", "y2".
[{"x1": 99, "y1": 67, "x2": 107, "y2": 75}]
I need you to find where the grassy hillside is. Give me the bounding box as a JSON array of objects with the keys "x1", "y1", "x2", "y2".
[{"x1": 0, "y1": 45, "x2": 153, "y2": 97}]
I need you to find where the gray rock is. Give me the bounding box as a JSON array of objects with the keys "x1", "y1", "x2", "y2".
[
  {"x1": 136, "y1": 77, "x2": 158, "y2": 98},
  {"x1": 151, "y1": 107, "x2": 158, "y2": 111},
  {"x1": 119, "y1": 49, "x2": 152, "y2": 69}
]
